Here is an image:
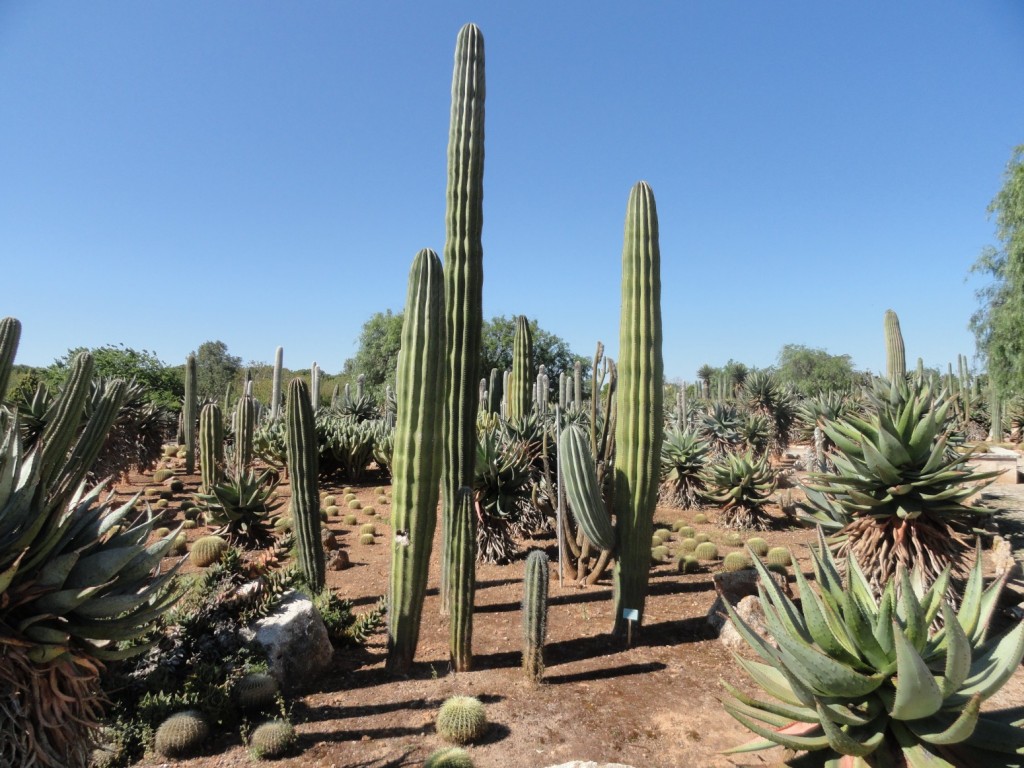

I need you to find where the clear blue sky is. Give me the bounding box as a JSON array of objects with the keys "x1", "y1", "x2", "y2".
[{"x1": 2, "y1": 2, "x2": 1022, "y2": 381}]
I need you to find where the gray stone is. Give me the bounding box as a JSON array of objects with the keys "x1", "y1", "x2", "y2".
[
  {"x1": 716, "y1": 595, "x2": 771, "y2": 650},
  {"x1": 241, "y1": 591, "x2": 333, "y2": 692}
]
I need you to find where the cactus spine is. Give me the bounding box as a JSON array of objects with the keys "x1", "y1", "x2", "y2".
[
  {"x1": 199, "y1": 402, "x2": 223, "y2": 493},
  {"x1": 234, "y1": 393, "x2": 256, "y2": 477},
  {"x1": 507, "y1": 315, "x2": 533, "y2": 421},
  {"x1": 611, "y1": 181, "x2": 664, "y2": 638},
  {"x1": 286, "y1": 378, "x2": 324, "y2": 590},
  {"x1": 440, "y1": 22, "x2": 485, "y2": 671},
  {"x1": 883, "y1": 308, "x2": 906, "y2": 381},
  {"x1": 386, "y1": 249, "x2": 446, "y2": 673},
  {"x1": 271, "y1": 346, "x2": 284, "y2": 420},
  {"x1": 184, "y1": 353, "x2": 198, "y2": 474},
  {"x1": 521, "y1": 549, "x2": 549, "y2": 682},
  {"x1": 0, "y1": 316, "x2": 21, "y2": 398}
]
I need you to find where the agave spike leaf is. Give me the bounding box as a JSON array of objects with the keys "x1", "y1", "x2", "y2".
[
  {"x1": 724, "y1": 703, "x2": 832, "y2": 752},
  {"x1": 815, "y1": 699, "x2": 886, "y2": 757},
  {"x1": 726, "y1": 693, "x2": 809, "y2": 728},
  {"x1": 841, "y1": 587, "x2": 893, "y2": 674},
  {"x1": 721, "y1": 680, "x2": 819, "y2": 723},
  {"x1": 889, "y1": 622, "x2": 944, "y2": 720},
  {"x1": 795, "y1": 566, "x2": 862, "y2": 666},
  {"x1": 751, "y1": 554, "x2": 810, "y2": 643},
  {"x1": 938, "y1": 603, "x2": 972, "y2": 698},
  {"x1": 64, "y1": 546, "x2": 142, "y2": 589},
  {"x1": 35, "y1": 551, "x2": 80, "y2": 590},
  {"x1": 733, "y1": 655, "x2": 808, "y2": 708},
  {"x1": 961, "y1": 713, "x2": 1024, "y2": 754},
  {"x1": 723, "y1": 596, "x2": 784, "y2": 667},
  {"x1": 947, "y1": 620, "x2": 1024, "y2": 705},
  {"x1": 905, "y1": 694, "x2": 981, "y2": 746},
  {"x1": 896, "y1": 567, "x2": 928, "y2": 651},
  {"x1": 889, "y1": 722, "x2": 958, "y2": 767},
  {"x1": 875, "y1": 425, "x2": 912, "y2": 468},
  {"x1": 921, "y1": 567, "x2": 952, "y2": 627},
  {"x1": 874, "y1": 581, "x2": 897, "y2": 656}
]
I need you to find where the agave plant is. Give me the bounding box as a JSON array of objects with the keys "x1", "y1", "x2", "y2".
[
  {"x1": 659, "y1": 427, "x2": 711, "y2": 508},
  {"x1": 473, "y1": 426, "x2": 536, "y2": 564},
  {"x1": 738, "y1": 411, "x2": 772, "y2": 458},
  {"x1": 802, "y1": 379, "x2": 998, "y2": 593},
  {"x1": 724, "y1": 530, "x2": 1024, "y2": 767},
  {"x1": 0, "y1": 336, "x2": 181, "y2": 768},
  {"x1": 699, "y1": 401, "x2": 744, "y2": 456},
  {"x1": 704, "y1": 450, "x2": 777, "y2": 530},
  {"x1": 91, "y1": 378, "x2": 173, "y2": 482},
  {"x1": 194, "y1": 468, "x2": 283, "y2": 548},
  {"x1": 743, "y1": 369, "x2": 797, "y2": 457}
]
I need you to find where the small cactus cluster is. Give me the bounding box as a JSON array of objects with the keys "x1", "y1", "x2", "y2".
[
  {"x1": 436, "y1": 696, "x2": 488, "y2": 745},
  {"x1": 154, "y1": 710, "x2": 209, "y2": 758}
]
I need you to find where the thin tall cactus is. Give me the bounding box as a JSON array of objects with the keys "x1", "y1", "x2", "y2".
[
  {"x1": 508, "y1": 315, "x2": 533, "y2": 421},
  {"x1": 286, "y1": 378, "x2": 324, "y2": 590},
  {"x1": 0, "y1": 317, "x2": 21, "y2": 398},
  {"x1": 611, "y1": 181, "x2": 664, "y2": 638},
  {"x1": 184, "y1": 353, "x2": 198, "y2": 475},
  {"x1": 386, "y1": 249, "x2": 446, "y2": 673},
  {"x1": 271, "y1": 346, "x2": 284, "y2": 420},
  {"x1": 521, "y1": 549, "x2": 549, "y2": 683},
  {"x1": 234, "y1": 394, "x2": 256, "y2": 477},
  {"x1": 884, "y1": 309, "x2": 906, "y2": 381},
  {"x1": 199, "y1": 402, "x2": 224, "y2": 493},
  {"x1": 440, "y1": 22, "x2": 485, "y2": 671}
]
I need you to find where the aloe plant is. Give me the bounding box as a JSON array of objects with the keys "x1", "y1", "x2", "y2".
[{"x1": 724, "y1": 529, "x2": 1024, "y2": 766}]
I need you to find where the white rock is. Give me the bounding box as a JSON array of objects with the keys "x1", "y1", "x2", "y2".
[
  {"x1": 544, "y1": 763, "x2": 637, "y2": 768},
  {"x1": 241, "y1": 591, "x2": 333, "y2": 692}
]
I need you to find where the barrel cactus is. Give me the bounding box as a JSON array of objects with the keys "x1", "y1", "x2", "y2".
[
  {"x1": 436, "y1": 696, "x2": 488, "y2": 744},
  {"x1": 425, "y1": 746, "x2": 475, "y2": 768},
  {"x1": 190, "y1": 535, "x2": 228, "y2": 567},
  {"x1": 154, "y1": 710, "x2": 209, "y2": 758},
  {"x1": 234, "y1": 672, "x2": 279, "y2": 710},
  {"x1": 694, "y1": 542, "x2": 719, "y2": 561},
  {"x1": 723, "y1": 552, "x2": 752, "y2": 572},
  {"x1": 249, "y1": 719, "x2": 296, "y2": 760},
  {"x1": 724, "y1": 531, "x2": 1024, "y2": 765}
]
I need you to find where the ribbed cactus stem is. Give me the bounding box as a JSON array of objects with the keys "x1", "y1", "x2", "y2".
[
  {"x1": 487, "y1": 368, "x2": 501, "y2": 415},
  {"x1": 612, "y1": 181, "x2": 664, "y2": 638},
  {"x1": 559, "y1": 424, "x2": 616, "y2": 551},
  {"x1": 271, "y1": 346, "x2": 283, "y2": 420},
  {"x1": 884, "y1": 309, "x2": 906, "y2": 381},
  {"x1": 52, "y1": 377, "x2": 127, "y2": 502},
  {"x1": 508, "y1": 315, "x2": 533, "y2": 421},
  {"x1": 310, "y1": 362, "x2": 321, "y2": 409},
  {"x1": 234, "y1": 394, "x2": 256, "y2": 477},
  {"x1": 184, "y1": 353, "x2": 198, "y2": 475},
  {"x1": 558, "y1": 371, "x2": 567, "y2": 411},
  {"x1": 0, "y1": 317, "x2": 22, "y2": 399},
  {"x1": 573, "y1": 360, "x2": 582, "y2": 409},
  {"x1": 286, "y1": 378, "x2": 324, "y2": 590},
  {"x1": 357, "y1": 373, "x2": 365, "y2": 400},
  {"x1": 521, "y1": 549, "x2": 549, "y2": 683},
  {"x1": 440, "y1": 22, "x2": 485, "y2": 671},
  {"x1": 448, "y1": 486, "x2": 475, "y2": 670},
  {"x1": 386, "y1": 249, "x2": 446, "y2": 674},
  {"x1": 200, "y1": 403, "x2": 224, "y2": 493}
]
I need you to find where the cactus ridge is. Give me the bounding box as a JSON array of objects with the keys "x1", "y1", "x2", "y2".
[
  {"x1": 183, "y1": 354, "x2": 198, "y2": 474},
  {"x1": 521, "y1": 549, "x2": 549, "y2": 682},
  {"x1": 199, "y1": 402, "x2": 224, "y2": 493},
  {"x1": 286, "y1": 378, "x2": 325, "y2": 590},
  {"x1": 507, "y1": 315, "x2": 533, "y2": 420}
]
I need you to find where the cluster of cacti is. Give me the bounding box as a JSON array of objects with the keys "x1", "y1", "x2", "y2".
[
  {"x1": 440, "y1": 22, "x2": 485, "y2": 671},
  {"x1": 521, "y1": 549, "x2": 549, "y2": 682},
  {"x1": 249, "y1": 719, "x2": 296, "y2": 759},
  {"x1": 436, "y1": 696, "x2": 488, "y2": 744},
  {"x1": 154, "y1": 710, "x2": 209, "y2": 758},
  {"x1": 286, "y1": 378, "x2": 325, "y2": 590}
]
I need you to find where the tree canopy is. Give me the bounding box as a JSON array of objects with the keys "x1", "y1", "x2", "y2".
[
  {"x1": 775, "y1": 344, "x2": 858, "y2": 395},
  {"x1": 342, "y1": 309, "x2": 404, "y2": 401},
  {"x1": 971, "y1": 144, "x2": 1024, "y2": 395},
  {"x1": 193, "y1": 340, "x2": 242, "y2": 402},
  {"x1": 44, "y1": 344, "x2": 183, "y2": 410}
]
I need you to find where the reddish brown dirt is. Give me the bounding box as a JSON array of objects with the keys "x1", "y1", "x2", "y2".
[{"x1": 115, "y1": 457, "x2": 1024, "y2": 768}]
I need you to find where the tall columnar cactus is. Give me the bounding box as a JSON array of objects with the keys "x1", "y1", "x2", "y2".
[
  {"x1": 612, "y1": 181, "x2": 664, "y2": 637},
  {"x1": 271, "y1": 346, "x2": 284, "y2": 420},
  {"x1": 386, "y1": 249, "x2": 446, "y2": 674},
  {"x1": 184, "y1": 353, "x2": 198, "y2": 474},
  {"x1": 234, "y1": 393, "x2": 256, "y2": 477},
  {"x1": 487, "y1": 367, "x2": 501, "y2": 415},
  {"x1": 310, "y1": 361, "x2": 321, "y2": 409},
  {"x1": 0, "y1": 316, "x2": 21, "y2": 398},
  {"x1": 521, "y1": 549, "x2": 549, "y2": 682},
  {"x1": 199, "y1": 402, "x2": 224, "y2": 493},
  {"x1": 507, "y1": 315, "x2": 533, "y2": 421},
  {"x1": 884, "y1": 308, "x2": 906, "y2": 381},
  {"x1": 440, "y1": 22, "x2": 485, "y2": 671},
  {"x1": 286, "y1": 378, "x2": 324, "y2": 590},
  {"x1": 448, "y1": 485, "x2": 476, "y2": 669},
  {"x1": 573, "y1": 360, "x2": 582, "y2": 408}
]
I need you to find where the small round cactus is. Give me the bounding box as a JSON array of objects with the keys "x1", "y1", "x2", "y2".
[
  {"x1": 344, "y1": 492, "x2": 357, "y2": 501},
  {"x1": 694, "y1": 532, "x2": 711, "y2": 544},
  {"x1": 274, "y1": 517, "x2": 293, "y2": 531},
  {"x1": 325, "y1": 505, "x2": 340, "y2": 517},
  {"x1": 347, "y1": 499, "x2": 362, "y2": 510},
  {"x1": 322, "y1": 495, "x2": 336, "y2": 507},
  {"x1": 168, "y1": 479, "x2": 185, "y2": 493},
  {"x1": 153, "y1": 468, "x2": 175, "y2": 483},
  {"x1": 694, "y1": 542, "x2": 719, "y2": 561},
  {"x1": 342, "y1": 487, "x2": 354, "y2": 495},
  {"x1": 359, "y1": 533, "x2": 375, "y2": 545},
  {"x1": 363, "y1": 506, "x2": 376, "y2": 517},
  {"x1": 375, "y1": 486, "x2": 386, "y2": 495},
  {"x1": 693, "y1": 513, "x2": 708, "y2": 523},
  {"x1": 678, "y1": 538, "x2": 697, "y2": 553},
  {"x1": 653, "y1": 528, "x2": 671, "y2": 543},
  {"x1": 249, "y1": 718, "x2": 296, "y2": 760},
  {"x1": 766, "y1": 546, "x2": 792, "y2": 567},
  {"x1": 724, "y1": 532, "x2": 742, "y2": 547},
  {"x1": 170, "y1": 532, "x2": 187, "y2": 555},
  {"x1": 154, "y1": 498, "x2": 169, "y2": 510},
  {"x1": 676, "y1": 555, "x2": 701, "y2": 574},
  {"x1": 154, "y1": 710, "x2": 209, "y2": 757},
  {"x1": 746, "y1": 537, "x2": 770, "y2": 557},
  {"x1": 343, "y1": 514, "x2": 358, "y2": 525},
  {"x1": 190, "y1": 535, "x2": 228, "y2": 567},
  {"x1": 723, "y1": 552, "x2": 752, "y2": 572},
  {"x1": 650, "y1": 545, "x2": 669, "y2": 563},
  {"x1": 234, "y1": 672, "x2": 279, "y2": 710},
  {"x1": 144, "y1": 486, "x2": 162, "y2": 497},
  {"x1": 650, "y1": 534, "x2": 663, "y2": 547},
  {"x1": 153, "y1": 527, "x2": 170, "y2": 538},
  {"x1": 359, "y1": 523, "x2": 376, "y2": 535},
  {"x1": 377, "y1": 494, "x2": 388, "y2": 505},
  {"x1": 425, "y1": 747, "x2": 475, "y2": 768},
  {"x1": 678, "y1": 525, "x2": 695, "y2": 538},
  {"x1": 182, "y1": 519, "x2": 198, "y2": 530},
  {"x1": 671, "y1": 519, "x2": 686, "y2": 532},
  {"x1": 436, "y1": 696, "x2": 487, "y2": 745}
]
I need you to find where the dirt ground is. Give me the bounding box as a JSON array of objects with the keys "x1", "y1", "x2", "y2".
[{"x1": 116, "y1": 454, "x2": 1024, "y2": 768}]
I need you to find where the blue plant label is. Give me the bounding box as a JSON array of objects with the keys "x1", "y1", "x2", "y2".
[{"x1": 622, "y1": 608, "x2": 639, "y2": 621}]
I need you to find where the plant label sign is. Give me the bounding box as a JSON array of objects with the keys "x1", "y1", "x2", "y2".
[{"x1": 622, "y1": 608, "x2": 639, "y2": 621}]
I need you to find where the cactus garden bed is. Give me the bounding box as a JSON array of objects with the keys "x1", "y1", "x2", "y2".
[{"x1": 105, "y1": 458, "x2": 1024, "y2": 768}]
